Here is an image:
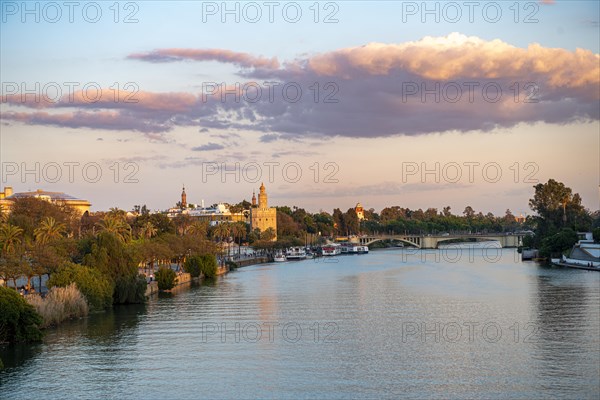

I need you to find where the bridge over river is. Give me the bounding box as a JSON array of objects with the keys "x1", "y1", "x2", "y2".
[{"x1": 358, "y1": 233, "x2": 526, "y2": 249}]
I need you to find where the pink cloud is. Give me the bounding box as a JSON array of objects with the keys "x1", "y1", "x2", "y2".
[
  {"x1": 127, "y1": 48, "x2": 279, "y2": 70},
  {"x1": 303, "y1": 33, "x2": 598, "y2": 96},
  {"x1": 2, "y1": 34, "x2": 598, "y2": 139}
]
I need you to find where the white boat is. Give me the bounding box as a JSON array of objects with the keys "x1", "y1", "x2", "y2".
[
  {"x1": 322, "y1": 244, "x2": 341, "y2": 256},
  {"x1": 356, "y1": 245, "x2": 369, "y2": 254},
  {"x1": 340, "y1": 243, "x2": 369, "y2": 254},
  {"x1": 273, "y1": 252, "x2": 287, "y2": 262},
  {"x1": 286, "y1": 247, "x2": 307, "y2": 260}
]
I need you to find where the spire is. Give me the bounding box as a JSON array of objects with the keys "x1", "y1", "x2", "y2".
[{"x1": 251, "y1": 190, "x2": 257, "y2": 207}]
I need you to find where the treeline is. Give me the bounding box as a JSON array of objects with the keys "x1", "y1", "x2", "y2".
[
  {"x1": 0, "y1": 198, "x2": 223, "y2": 341},
  {"x1": 273, "y1": 180, "x2": 598, "y2": 257},
  {"x1": 523, "y1": 179, "x2": 598, "y2": 257},
  {"x1": 275, "y1": 205, "x2": 532, "y2": 240}
]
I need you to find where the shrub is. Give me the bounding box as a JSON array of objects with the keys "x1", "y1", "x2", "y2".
[
  {"x1": 47, "y1": 262, "x2": 113, "y2": 311},
  {"x1": 113, "y1": 274, "x2": 147, "y2": 304},
  {"x1": 225, "y1": 261, "x2": 238, "y2": 270},
  {"x1": 593, "y1": 228, "x2": 600, "y2": 243},
  {"x1": 156, "y1": 267, "x2": 177, "y2": 291},
  {"x1": 539, "y1": 228, "x2": 579, "y2": 257},
  {"x1": 184, "y1": 256, "x2": 201, "y2": 278},
  {"x1": 199, "y1": 254, "x2": 218, "y2": 278},
  {"x1": 27, "y1": 283, "x2": 88, "y2": 328},
  {"x1": 0, "y1": 286, "x2": 43, "y2": 344}
]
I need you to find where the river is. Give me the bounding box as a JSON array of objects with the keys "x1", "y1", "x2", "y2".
[{"x1": 1, "y1": 245, "x2": 599, "y2": 399}]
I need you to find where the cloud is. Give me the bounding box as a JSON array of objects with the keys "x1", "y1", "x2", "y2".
[
  {"x1": 2, "y1": 34, "x2": 598, "y2": 140},
  {"x1": 127, "y1": 48, "x2": 279, "y2": 69},
  {"x1": 191, "y1": 142, "x2": 225, "y2": 151},
  {"x1": 1, "y1": 110, "x2": 172, "y2": 137}
]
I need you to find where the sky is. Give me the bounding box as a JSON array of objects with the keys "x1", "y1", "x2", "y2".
[{"x1": 1, "y1": 0, "x2": 598, "y2": 216}]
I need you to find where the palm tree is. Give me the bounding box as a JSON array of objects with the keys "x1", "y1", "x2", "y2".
[
  {"x1": 173, "y1": 214, "x2": 193, "y2": 236},
  {"x1": 231, "y1": 222, "x2": 246, "y2": 257},
  {"x1": 212, "y1": 223, "x2": 230, "y2": 243},
  {"x1": 107, "y1": 207, "x2": 127, "y2": 218},
  {"x1": 188, "y1": 221, "x2": 208, "y2": 238},
  {"x1": 34, "y1": 217, "x2": 66, "y2": 245},
  {"x1": 212, "y1": 223, "x2": 231, "y2": 263},
  {"x1": 139, "y1": 221, "x2": 157, "y2": 240},
  {"x1": 97, "y1": 215, "x2": 131, "y2": 242},
  {"x1": 0, "y1": 204, "x2": 7, "y2": 223},
  {"x1": 0, "y1": 223, "x2": 24, "y2": 254}
]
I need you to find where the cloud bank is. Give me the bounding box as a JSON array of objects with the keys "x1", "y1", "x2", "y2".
[{"x1": 2, "y1": 33, "x2": 598, "y2": 140}]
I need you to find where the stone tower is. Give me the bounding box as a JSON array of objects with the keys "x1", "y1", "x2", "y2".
[
  {"x1": 258, "y1": 182, "x2": 268, "y2": 208},
  {"x1": 250, "y1": 183, "x2": 277, "y2": 241}
]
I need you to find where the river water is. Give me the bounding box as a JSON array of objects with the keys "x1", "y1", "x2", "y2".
[{"x1": 1, "y1": 246, "x2": 599, "y2": 399}]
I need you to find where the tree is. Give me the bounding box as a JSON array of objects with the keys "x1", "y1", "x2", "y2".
[
  {"x1": 539, "y1": 229, "x2": 579, "y2": 258},
  {"x1": 591, "y1": 227, "x2": 600, "y2": 243},
  {"x1": 47, "y1": 262, "x2": 114, "y2": 310},
  {"x1": 173, "y1": 214, "x2": 193, "y2": 236},
  {"x1": 230, "y1": 222, "x2": 247, "y2": 256},
  {"x1": 138, "y1": 221, "x2": 157, "y2": 240},
  {"x1": 97, "y1": 215, "x2": 131, "y2": 242},
  {"x1": 261, "y1": 227, "x2": 276, "y2": 242},
  {"x1": 188, "y1": 221, "x2": 208, "y2": 238},
  {"x1": 0, "y1": 286, "x2": 43, "y2": 343},
  {"x1": 529, "y1": 179, "x2": 591, "y2": 246},
  {"x1": 155, "y1": 267, "x2": 176, "y2": 291},
  {"x1": 332, "y1": 208, "x2": 345, "y2": 235},
  {"x1": 184, "y1": 255, "x2": 202, "y2": 278},
  {"x1": 34, "y1": 217, "x2": 66, "y2": 245},
  {"x1": 344, "y1": 208, "x2": 359, "y2": 235},
  {"x1": 198, "y1": 254, "x2": 218, "y2": 278},
  {"x1": 8, "y1": 197, "x2": 78, "y2": 239},
  {"x1": 212, "y1": 223, "x2": 231, "y2": 243},
  {"x1": 277, "y1": 211, "x2": 299, "y2": 237},
  {"x1": 0, "y1": 223, "x2": 24, "y2": 254},
  {"x1": 463, "y1": 206, "x2": 475, "y2": 219},
  {"x1": 81, "y1": 231, "x2": 145, "y2": 304}
]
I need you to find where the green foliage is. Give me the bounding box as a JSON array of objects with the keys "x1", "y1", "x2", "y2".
[
  {"x1": 593, "y1": 228, "x2": 600, "y2": 243},
  {"x1": 113, "y1": 274, "x2": 147, "y2": 304},
  {"x1": 47, "y1": 262, "x2": 113, "y2": 310},
  {"x1": 225, "y1": 260, "x2": 238, "y2": 270},
  {"x1": 539, "y1": 229, "x2": 579, "y2": 258},
  {"x1": 82, "y1": 232, "x2": 138, "y2": 279},
  {"x1": 199, "y1": 254, "x2": 218, "y2": 278},
  {"x1": 155, "y1": 267, "x2": 177, "y2": 291},
  {"x1": 522, "y1": 235, "x2": 535, "y2": 248},
  {"x1": 0, "y1": 286, "x2": 43, "y2": 344},
  {"x1": 529, "y1": 179, "x2": 591, "y2": 245},
  {"x1": 7, "y1": 197, "x2": 78, "y2": 240},
  {"x1": 184, "y1": 255, "x2": 202, "y2": 278},
  {"x1": 26, "y1": 283, "x2": 88, "y2": 328}
]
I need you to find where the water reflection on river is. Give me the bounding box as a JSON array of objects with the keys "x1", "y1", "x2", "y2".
[{"x1": 1, "y1": 246, "x2": 599, "y2": 399}]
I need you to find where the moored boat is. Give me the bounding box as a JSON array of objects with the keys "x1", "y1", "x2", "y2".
[
  {"x1": 286, "y1": 247, "x2": 307, "y2": 260},
  {"x1": 322, "y1": 243, "x2": 341, "y2": 256},
  {"x1": 273, "y1": 252, "x2": 287, "y2": 262}
]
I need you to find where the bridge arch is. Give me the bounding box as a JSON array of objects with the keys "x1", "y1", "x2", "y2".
[
  {"x1": 360, "y1": 236, "x2": 421, "y2": 248},
  {"x1": 435, "y1": 237, "x2": 502, "y2": 246}
]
